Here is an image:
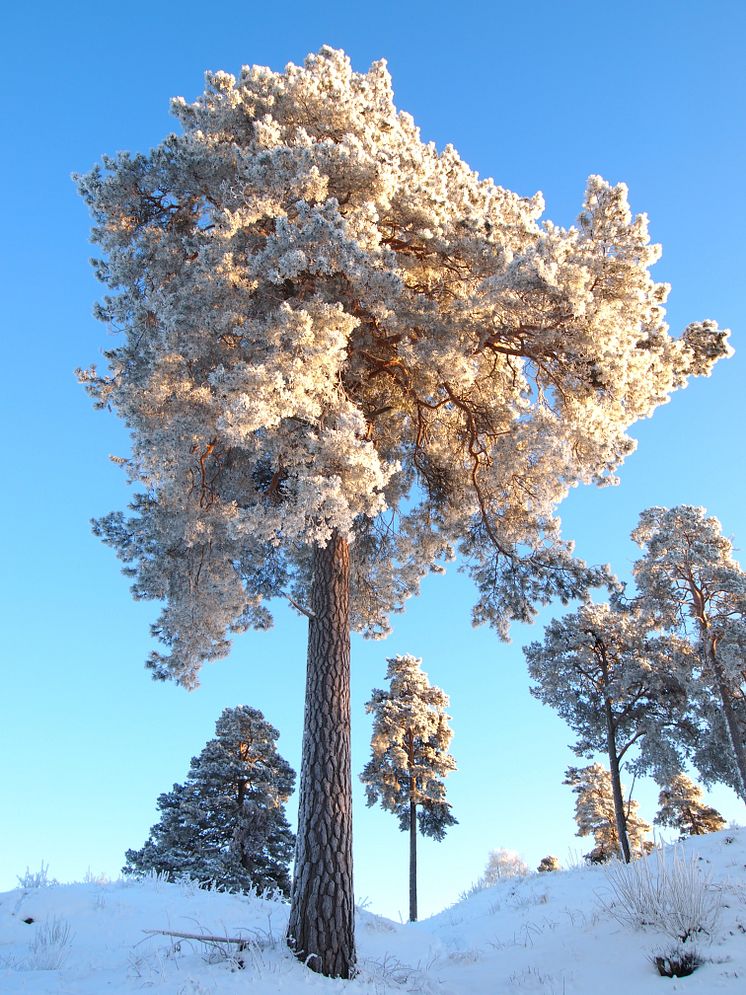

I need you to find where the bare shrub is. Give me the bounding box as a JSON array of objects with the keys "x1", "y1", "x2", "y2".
[
  {"x1": 16, "y1": 861, "x2": 57, "y2": 889},
  {"x1": 26, "y1": 916, "x2": 73, "y2": 970},
  {"x1": 358, "y1": 953, "x2": 441, "y2": 994},
  {"x1": 601, "y1": 846, "x2": 722, "y2": 943}
]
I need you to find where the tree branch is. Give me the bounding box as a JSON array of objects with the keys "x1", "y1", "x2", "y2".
[{"x1": 284, "y1": 593, "x2": 316, "y2": 619}]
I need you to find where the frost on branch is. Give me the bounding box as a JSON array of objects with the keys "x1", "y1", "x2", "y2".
[{"x1": 77, "y1": 47, "x2": 731, "y2": 686}]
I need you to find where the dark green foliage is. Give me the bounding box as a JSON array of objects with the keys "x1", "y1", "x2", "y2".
[{"x1": 123, "y1": 706, "x2": 295, "y2": 896}]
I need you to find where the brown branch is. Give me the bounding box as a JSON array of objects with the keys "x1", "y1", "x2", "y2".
[
  {"x1": 283, "y1": 593, "x2": 316, "y2": 620},
  {"x1": 143, "y1": 929, "x2": 252, "y2": 947}
]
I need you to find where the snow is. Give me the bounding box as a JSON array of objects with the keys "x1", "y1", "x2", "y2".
[{"x1": 2, "y1": 831, "x2": 745, "y2": 994}]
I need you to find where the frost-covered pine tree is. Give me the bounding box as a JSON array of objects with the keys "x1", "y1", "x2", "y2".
[
  {"x1": 632, "y1": 507, "x2": 746, "y2": 802},
  {"x1": 655, "y1": 773, "x2": 726, "y2": 838},
  {"x1": 360, "y1": 654, "x2": 456, "y2": 922},
  {"x1": 564, "y1": 764, "x2": 652, "y2": 863},
  {"x1": 123, "y1": 706, "x2": 295, "y2": 895},
  {"x1": 76, "y1": 47, "x2": 729, "y2": 976},
  {"x1": 525, "y1": 600, "x2": 685, "y2": 862}
]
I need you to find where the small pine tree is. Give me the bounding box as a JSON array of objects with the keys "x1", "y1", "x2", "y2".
[
  {"x1": 537, "y1": 855, "x2": 560, "y2": 873},
  {"x1": 655, "y1": 773, "x2": 727, "y2": 837},
  {"x1": 361, "y1": 654, "x2": 457, "y2": 922},
  {"x1": 123, "y1": 706, "x2": 295, "y2": 895},
  {"x1": 565, "y1": 764, "x2": 652, "y2": 863}
]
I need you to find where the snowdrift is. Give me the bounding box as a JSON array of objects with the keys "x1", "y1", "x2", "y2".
[{"x1": 2, "y1": 830, "x2": 745, "y2": 993}]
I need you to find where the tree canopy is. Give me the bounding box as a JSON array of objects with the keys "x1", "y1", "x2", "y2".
[
  {"x1": 76, "y1": 48, "x2": 731, "y2": 689},
  {"x1": 525, "y1": 600, "x2": 687, "y2": 781}
]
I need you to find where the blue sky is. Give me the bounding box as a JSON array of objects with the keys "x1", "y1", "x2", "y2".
[{"x1": 2, "y1": 0, "x2": 744, "y2": 919}]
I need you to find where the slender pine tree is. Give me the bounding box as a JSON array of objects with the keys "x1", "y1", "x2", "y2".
[{"x1": 361, "y1": 654, "x2": 456, "y2": 921}]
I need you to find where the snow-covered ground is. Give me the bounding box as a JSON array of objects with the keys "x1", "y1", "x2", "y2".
[{"x1": 2, "y1": 830, "x2": 745, "y2": 994}]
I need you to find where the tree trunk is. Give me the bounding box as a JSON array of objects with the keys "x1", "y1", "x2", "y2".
[
  {"x1": 710, "y1": 646, "x2": 746, "y2": 803},
  {"x1": 688, "y1": 578, "x2": 746, "y2": 805},
  {"x1": 604, "y1": 698, "x2": 631, "y2": 863},
  {"x1": 409, "y1": 798, "x2": 417, "y2": 922},
  {"x1": 287, "y1": 532, "x2": 355, "y2": 978}
]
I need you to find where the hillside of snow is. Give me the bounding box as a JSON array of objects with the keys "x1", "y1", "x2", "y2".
[{"x1": 2, "y1": 830, "x2": 745, "y2": 994}]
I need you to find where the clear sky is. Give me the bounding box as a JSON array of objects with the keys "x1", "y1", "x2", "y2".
[{"x1": 2, "y1": 0, "x2": 744, "y2": 921}]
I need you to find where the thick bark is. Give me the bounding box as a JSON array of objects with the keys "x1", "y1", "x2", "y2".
[
  {"x1": 710, "y1": 647, "x2": 746, "y2": 803},
  {"x1": 409, "y1": 797, "x2": 417, "y2": 922},
  {"x1": 604, "y1": 697, "x2": 631, "y2": 863},
  {"x1": 287, "y1": 532, "x2": 355, "y2": 978},
  {"x1": 687, "y1": 577, "x2": 746, "y2": 804}
]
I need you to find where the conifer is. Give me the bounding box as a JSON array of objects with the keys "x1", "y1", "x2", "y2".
[
  {"x1": 361, "y1": 654, "x2": 456, "y2": 921},
  {"x1": 124, "y1": 706, "x2": 295, "y2": 895}
]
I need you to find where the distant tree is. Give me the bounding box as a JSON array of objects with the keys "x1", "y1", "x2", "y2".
[
  {"x1": 478, "y1": 848, "x2": 529, "y2": 884},
  {"x1": 76, "y1": 44, "x2": 729, "y2": 976},
  {"x1": 525, "y1": 600, "x2": 685, "y2": 862},
  {"x1": 655, "y1": 773, "x2": 726, "y2": 838},
  {"x1": 632, "y1": 506, "x2": 746, "y2": 801},
  {"x1": 361, "y1": 654, "x2": 456, "y2": 922},
  {"x1": 537, "y1": 855, "x2": 560, "y2": 873},
  {"x1": 564, "y1": 764, "x2": 652, "y2": 863},
  {"x1": 123, "y1": 706, "x2": 295, "y2": 895}
]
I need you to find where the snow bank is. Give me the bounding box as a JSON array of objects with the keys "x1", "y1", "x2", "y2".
[{"x1": 2, "y1": 830, "x2": 745, "y2": 993}]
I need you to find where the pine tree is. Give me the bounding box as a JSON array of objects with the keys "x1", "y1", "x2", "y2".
[
  {"x1": 564, "y1": 764, "x2": 652, "y2": 863},
  {"x1": 537, "y1": 855, "x2": 560, "y2": 873},
  {"x1": 632, "y1": 506, "x2": 746, "y2": 801},
  {"x1": 655, "y1": 773, "x2": 726, "y2": 837},
  {"x1": 76, "y1": 47, "x2": 729, "y2": 976},
  {"x1": 361, "y1": 654, "x2": 456, "y2": 921},
  {"x1": 525, "y1": 600, "x2": 685, "y2": 862},
  {"x1": 123, "y1": 706, "x2": 295, "y2": 895}
]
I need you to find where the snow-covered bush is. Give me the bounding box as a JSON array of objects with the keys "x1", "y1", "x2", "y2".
[
  {"x1": 537, "y1": 855, "x2": 561, "y2": 873},
  {"x1": 481, "y1": 849, "x2": 529, "y2": 884},
  {"x1": 461, "y1": 849, "x2": 530, "y2": 898}
]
